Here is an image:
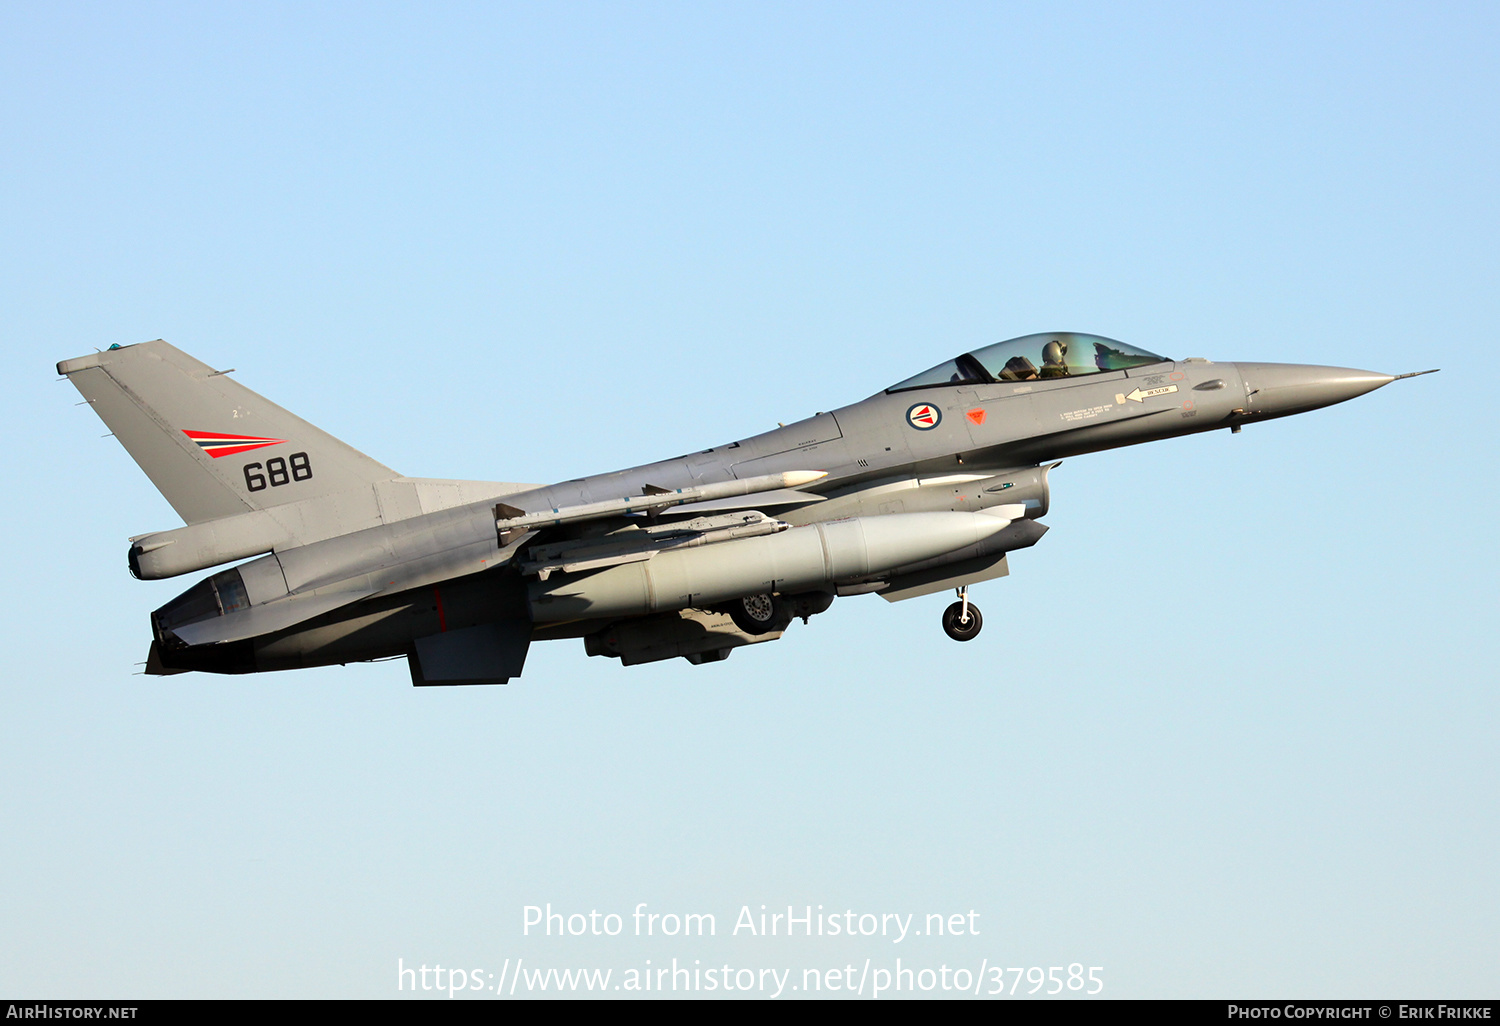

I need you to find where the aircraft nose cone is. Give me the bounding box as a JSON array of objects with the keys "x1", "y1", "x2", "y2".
[{"x1": 1234, "y1": 363, "x2": 1395, "y2": 418}]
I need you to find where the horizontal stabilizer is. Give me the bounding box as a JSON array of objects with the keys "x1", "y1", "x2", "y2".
[{"x1": 168, "y1": 588, "x2": 374, "y2": 647}]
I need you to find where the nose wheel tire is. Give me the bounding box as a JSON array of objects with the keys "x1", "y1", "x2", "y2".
[
  {"x1": 942, "y1": 600, "x2": 983, "y2": 642},
  {"x1": 729, "y1": 593, "x2": 790, "y2": 636}
]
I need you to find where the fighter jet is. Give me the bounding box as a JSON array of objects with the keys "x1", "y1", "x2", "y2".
[{"x1": 58, "y1": 333, "x2": 1434, "y2": 684}]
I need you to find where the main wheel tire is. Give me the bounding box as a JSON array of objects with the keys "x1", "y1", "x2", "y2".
[
  {"x1": 729, "y1": 592, "x2": 790, "y2": 635},
  {"x1": 942, "y1": 600, "x2": 983, "y2": 642}
]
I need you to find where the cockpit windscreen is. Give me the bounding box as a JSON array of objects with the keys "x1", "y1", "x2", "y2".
[{"x1": 888, "y1": 333, "x2": 1169, "y2": 392}]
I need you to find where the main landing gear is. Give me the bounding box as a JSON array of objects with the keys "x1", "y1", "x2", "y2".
[
  {"x1": 729, "y1": 592, "x2": 791, "y2": 635},
  {"x1": 942, "y1": 586, "x2": 982, "y2": 642}
]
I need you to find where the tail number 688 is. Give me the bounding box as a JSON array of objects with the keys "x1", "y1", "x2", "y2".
[{"x1": 244, "y1": 453, "x2": 312, "y2": 491}]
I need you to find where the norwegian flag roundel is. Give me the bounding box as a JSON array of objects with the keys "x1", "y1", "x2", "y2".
[{"x1": 905, "y1": 403, "x2": 941, "y2": 430}]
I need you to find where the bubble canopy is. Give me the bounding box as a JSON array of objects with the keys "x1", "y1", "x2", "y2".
[{"x1": 887, "y1": 333, "x2": 1170, "y2": 392}]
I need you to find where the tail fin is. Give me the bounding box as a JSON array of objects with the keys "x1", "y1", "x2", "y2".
[{"x1": 58, "y1": 339, "x2": 399, "y2": 524}]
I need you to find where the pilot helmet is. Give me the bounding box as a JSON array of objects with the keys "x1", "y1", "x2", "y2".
[{"x1": 1042, "y1": 339, "x2": 1067, "y2": 365}]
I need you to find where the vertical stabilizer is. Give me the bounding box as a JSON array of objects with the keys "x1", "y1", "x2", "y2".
[{"x1": 58, "y1": 340, "x2": 399, "y2": 525}]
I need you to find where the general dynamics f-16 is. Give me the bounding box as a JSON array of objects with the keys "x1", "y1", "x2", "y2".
[{"x1": 59, "y1": 334, "x2": 1434, "y2": 684}]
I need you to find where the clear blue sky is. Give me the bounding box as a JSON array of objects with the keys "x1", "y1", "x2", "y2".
[{"x1": 2, "y1": 1, "x2": 1495, "y2": 999}]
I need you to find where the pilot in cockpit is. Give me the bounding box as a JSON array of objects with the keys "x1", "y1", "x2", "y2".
[{"x1": 1039, "y1": 339, "x2": 1070, "y2": 378}]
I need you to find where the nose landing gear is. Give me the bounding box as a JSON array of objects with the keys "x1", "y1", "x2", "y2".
[{"x1": 942, "y1": 587, "x2": 982, "y2": 642}]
